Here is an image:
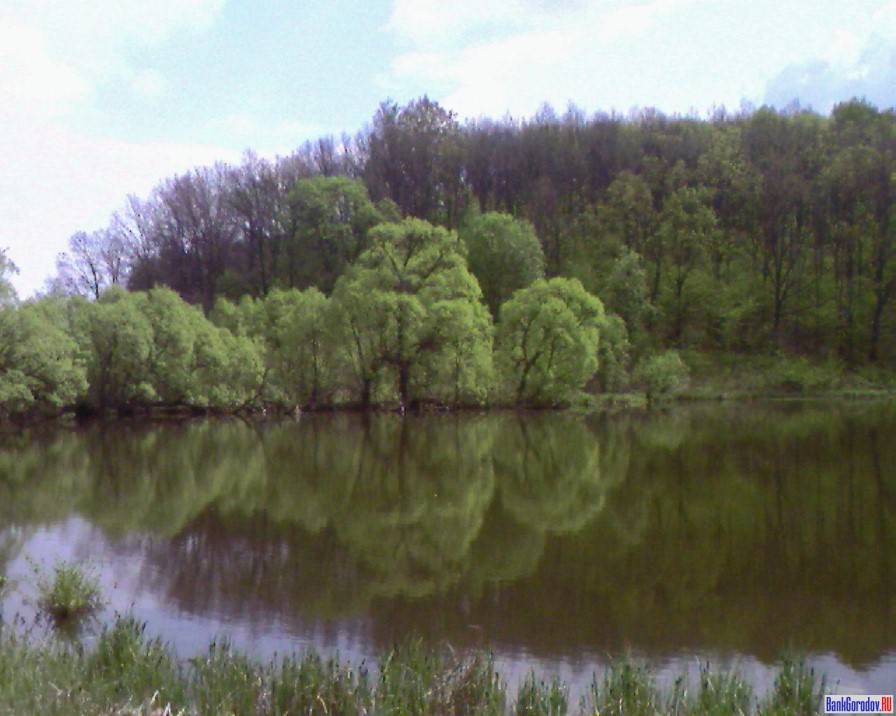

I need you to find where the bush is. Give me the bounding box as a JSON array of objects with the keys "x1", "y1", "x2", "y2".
[
  {"x1": 769, "y1": 356, "x2": 840, "y2": 394},
  {"x1": 36, "y1": 561, "x2": 104, "y2": 623},
  {"x1": 634, "y1": 351, "x2": 690, "y2": 405}
]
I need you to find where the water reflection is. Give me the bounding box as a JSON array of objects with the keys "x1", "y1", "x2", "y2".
[{"x1": 0, "y1": 404, "x2": 894, "y2": 674}]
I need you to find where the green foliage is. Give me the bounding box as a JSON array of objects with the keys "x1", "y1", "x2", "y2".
[
  {"x1": 262, "y1": 287, "x2": 336, "y2": 407},
  {"x1": 0, "y1": 614, "x2": 833, "y2": 715},
  {"x1": 0, "y1": 299, "x2": 86, "y2": 419},
  {"x1": 36, "y1": 561, "x2": 104, "y2": 623},
  {"x1": 602, "y1": 171, "x2": 658, "y2": 256},
  {"x1": 652, "y1": 187, "x2": 719, "y2": 343},
  {"x1": 87, "y1": 616, "x2": 185, "y2": 708},
  {"x1": 136, "y1": 287, "x2": 205, "y2": 403},
  {"x1": 332, "y1": 218, "x2": 493, "y2": 405},
  {"x1": 584, "y1": 660, "x2": 660, "y2": 716},
  {"x1": 767, "y1": 356, "x2": 841, "y2": 394},
  {"x1": 60, "y1": 96, "x2": 893, "y2": 369},
  {"x1": 759, "y1": 658, "x2": 824, "y2": 716},
  {"x1": 461, "y1": 211, "x2": 546, "y2": 316},
  {"x1": 282, "y1": 175, "x2": 383, "y2": 292},
  {"x1": 516, "y1": 673, "x2": 568, "y2": 715},
  {"x1": 495, "y1": 278, "x2": 604, "y2": 406},
  {"x1": 0, "y1": 248, "x2": 17, "y2": 306},
  {"x1": 376, "y1": 642, "x2": 505, "y2": 715},
  {"x1": 691, "y1": 666, "x2": 754, "y2": 716},
  {"x1": 603, "y1": 248, "x2": 653, "y2": 350},
  {"x1": 70, "y1": 288, "x2": 154, "y2": 410},
  {"x1": 595, "y1": 312, "x2": 632, "y2": 392},
  {"x1": 634, "y1": 350, "x2": 690, "y2": 405},
  {"x1": 11, "y1": 94, "x2": 896, "y2": 418},
  {"x1": 192, "y1": 321, "x2": 265, "y2": 409}
]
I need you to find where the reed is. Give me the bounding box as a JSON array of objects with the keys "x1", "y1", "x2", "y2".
[{"x1": 0, "y1": 614, "x2": 830, "y2": 716}]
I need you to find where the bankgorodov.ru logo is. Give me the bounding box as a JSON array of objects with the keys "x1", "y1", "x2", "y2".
[{"x1": 824, "y1": 695, "x2": 894, "y2": 713}]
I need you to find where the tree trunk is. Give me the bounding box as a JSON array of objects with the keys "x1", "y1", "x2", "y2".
[{"x1": 398, "y1": 363, "x2": 410, "y2": 407}]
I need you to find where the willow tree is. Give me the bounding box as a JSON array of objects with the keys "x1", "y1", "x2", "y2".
[
  {"x1": 331, "y1": 218, "x2": 493, "y2": 407},
  {"x1": 0, "y1": 299, "x2": 86, "y2": 419},
  {"x1": 70, "y1": 288, "x2": 154, "y2": 411},
  {"x1": 263, "y1": 288, "x2": 335, "y2": 408},
  {"x1": 495, "y1": 277, "x2": 604, "y2": 406}
]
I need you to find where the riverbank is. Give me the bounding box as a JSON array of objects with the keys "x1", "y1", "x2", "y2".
[
  {"x1": 1, "y1": 351, "x2": 893, "y2": 431},
  {"x1": 578, "y1": 351, "x2": 896, "y2": 413},
  {"x1": 0, "y1": 614, "x2": 825, "y2": 715}
]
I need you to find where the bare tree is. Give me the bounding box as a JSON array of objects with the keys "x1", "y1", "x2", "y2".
[
  {"x1": 56, "y1": 231, "x2": 105, "y2": 299},
  {"x1": 55, "y1": 226, "x2": 131, "y2": 300}
]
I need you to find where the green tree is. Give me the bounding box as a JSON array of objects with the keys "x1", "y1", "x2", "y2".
[
  {"x1": 0, "y1": 249, "x2": 17, "y2": 306},
  {"x1": 70, "y1": 288, "x2": 154, "y2": 411},
  {"x1": 423, "y1": 298, "x2": 494, "y2": 405},
  {"x1": 823, "y1": 101, "x2": 896, "y2": 363},
  {"x1": 595, "y1": 312, "x2": 631, "y2": 392},
  {"x1": 0, "y1": 299, "x2": 86, "y2": 419},
  {"x1": 364, "y1": 97, "x2": 464, "y2": 225},
  {"x1": 603, "y1": 247, "x2": 653, "y2": 350},
  {"x1": 742, "y1": 108, "x2": 823, "y2": 344},
  {"x1": 191, "y1": 319, "x2": 265, "y2": 409},
  {"x1": 634, "y1": 350, "x2": 689, "y2": 406},
  {"x1": 136, "y1": 287, "x2": 204, "y2": 404},
  {"x1": 281, "y1": 176, "x2": 383, "y2": 292},
  {"x1": 263, "y1": 288, "x2": 335, "y2": 408},
  {"x1": 495, "y1": 278, "x2": 604, "y2": 406},
  {"x1": 460, "y1": 212, "x2": 545, "y2": 316},
  {"x1": 653, "y1": 187, "x2": 718, "y2": 343},
  {"x1": 601, "y1": 171, "x2": 657, "y2": 255},
  {"x1": 332, "y1": 219, "x2": 493, "y2": 407}
]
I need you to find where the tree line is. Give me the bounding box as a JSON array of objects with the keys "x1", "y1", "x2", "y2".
[
  {"x1": 48, "y1": 97, "x2": 896, "y2": 368},
  {"x1": 3, "y1": 96, "x2": 896, "y2": 418},
  {"x1": 1, "y1": 213, "x2": 618, "y2": 418}
]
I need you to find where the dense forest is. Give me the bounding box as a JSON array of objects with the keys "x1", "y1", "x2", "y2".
[{"x1": 2, "y1": 96, "x2": 896, "y2": 418}]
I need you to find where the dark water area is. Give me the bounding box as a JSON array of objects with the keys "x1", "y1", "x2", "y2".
[{"x1": 1, "y1": 402, "x2": 894, "y2": 696}]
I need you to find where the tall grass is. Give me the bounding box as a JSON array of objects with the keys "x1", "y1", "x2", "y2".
[
  {"x1": 0, "y1": 618, "x2": 832, "y2": 716},
  {"x1": 34, "y1": 560, "x2": 104, "y2": 623}
]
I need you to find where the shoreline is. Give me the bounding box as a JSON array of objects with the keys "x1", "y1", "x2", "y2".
[
  {"x1": 1, "y1": 386, "x2": 894, "y2": 432},
  {"x1": 0, "y1": 613, "x2": 828, "y2": 716}
]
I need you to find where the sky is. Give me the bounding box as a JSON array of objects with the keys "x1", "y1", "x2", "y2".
[{"x1": 3, "y1": 0, "x2": 896, "y2": 296}]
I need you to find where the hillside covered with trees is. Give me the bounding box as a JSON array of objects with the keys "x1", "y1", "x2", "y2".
[{"x1": 2, "y1": 96, "x2": 896, "y2": 419}]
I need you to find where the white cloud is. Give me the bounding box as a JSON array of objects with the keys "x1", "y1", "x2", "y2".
[
  {"x1": 0, "y1": 20, "x2": 90, "y2": 116},
  {"x1": 0, "y1": 1, "x2": 225, "y2": 107},
  {"x1": 386, "y1": 0, "x2": 896, "y2": 120},
  {"x1": 386, "y1": 0, "x2": 533, "y2": 46},
  {"x1": 388, "y1": 0, "x2": 707, "y2": 118},
  {"x1": 0, "y1": 0, "x2": 228, "y2": 296},
  {"x1": 209, "y1": 114, "x2": 329, "y2": 156},
  {"x1": 129, "y1": 69, "x2": 168, "y2": 101},
  {"x1": 765, "y1": 1, "x2": 896, "y2": 111},
  {"x1": 0, "y1": 114, "x2": 235, "y2": 297}
]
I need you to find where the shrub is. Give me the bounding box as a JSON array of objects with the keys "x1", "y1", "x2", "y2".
[
  {"x1": 36, "y1": 561, "x2": 104, "y2": 623},
  {"x1": 634, "y1": 350, "x2": 690, "y2": 406}
]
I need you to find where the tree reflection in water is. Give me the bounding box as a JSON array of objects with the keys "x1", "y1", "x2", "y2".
[{"x1": 0, "y1": 403, "x2": 893, "y2": 665}]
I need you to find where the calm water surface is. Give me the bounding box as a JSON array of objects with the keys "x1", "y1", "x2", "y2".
[{"x1": 1, "y1": 403, "x2": 894, "y2": 695}]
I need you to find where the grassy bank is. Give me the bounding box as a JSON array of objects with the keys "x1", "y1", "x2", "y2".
[
  {"x1": 676, "y1": 352, "x2": 896, "y2": 400},
  {"x1": 0, "y1": 614, "x2": 827, "y2": 716},
  {"x1": 579, "y1": 352, "x2": 896, "y2": 414}
]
